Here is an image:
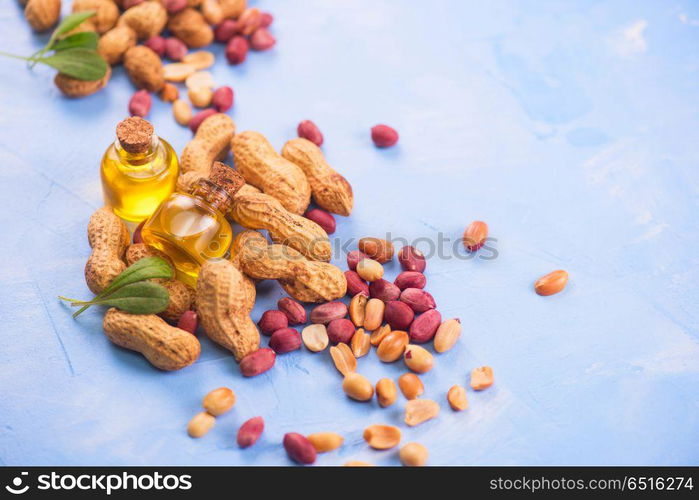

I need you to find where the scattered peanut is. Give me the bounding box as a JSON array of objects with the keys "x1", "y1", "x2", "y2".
[
  {"x1": 159, "y1": 82, "x2": 179, "y2": 102},
  {"x1": 398, "y1": 373, "x2": 424, "y2": 400},
  {"x1": 375, "y1": 378, "x2": 397, "y2": 408},
  {"x1": 329, "y1": 343, "x2": 356, "y2": 376},
  {"x1": 398, "y1": 246, "x2": 426, "y2": 272},
  {"x1": 277, "y1": 297, "x2": 307, "y2": 325},
  {"x1": 369, "y1": 323, "x2": 391, "y2": 346},
  {"x1": 534, "y1": 270, "x2": 569, "y2": 296},
  {"x1": 301, "y1": 324, "x2": 329, "y2": 352},
  {"x1": 470, "y1": 366, "x2": 494, "y2": 390},
  {"x1": 185, "y1": 70, "x2": 215, "y2": 90},
  {"x1": 350, "y1": 328, "x2": 371, "y2": 358},
  {"x1": 187, "y1": 411, "x2": 215, "y2": 438},
  {"x1": 310, "y1": 301, "x2": 348, "y2": 325},
  {"x1": 239, "y1": 348, "x2": 276, "y2": 377},
  {"x1": 202, "y1": 387, "x2": 236, "y2": 416},
  {"x1": 377, "y1": 330, "x2": 409, "y2": 362},
  {"x1": 188, "y1": 86, "x2": 213, "y2": 108},
  {"x1": 447, "y1": 385, "x2": 468, "y2": 411},
  {"x1": 237, "y1": 416, "x2": 264, "y2": 448},
  {"x1": 434, "y1": 318, "x2": 461, "y2": 353},
  {"x1": 404, "y1": 345, "x2": 434, "y2": 373},
  {"x1": 463, "y1": 220, "x2": 488, "y2": 252},
  {"x1": 371, "y1": 124, "x2": 399, "y2": 148},
  {"x1": 163, "y1": 62, "x2": 197, "y2": 82},
  {"x1": 364, "y1": 299, "x2": 386, "y2": 331},
  {"x1": 173, "y1": 99, "x2": 193, "y2": 126},
  {"x1": 404, "y1": 399, "x2": 440, "y2": 427},
  {"x1": 269, "y1": 328, "x2": 301, "y2": 354},
  {"x1": 358, "y1": 237, "x2": 394, "y2": 263},
  {"x1": 342, "y1": 373, "x2": 374, "y2": 401},
  {"x1": 400, "y1": 443, "x2": 428, "y2": 466},
  {"x1": 356, "y1": 258, "x2": 384, "y2": 282},
  {"x1": 349, "y1": 293, "x2": 368, "y2": 327},
  {"x1": 182, "y1": 50, "x2": 216, "y2": 70},
  {"x1": 307, "y1": 432, "x2": 344, "y2": 453},
  {"x1": 363, "y1": 424, "x2": 401, "y2": 450},
  {"x1": 283, "y1": 433, "x2": 317, "y2": 465}
]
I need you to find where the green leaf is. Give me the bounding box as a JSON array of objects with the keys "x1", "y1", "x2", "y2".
[
  {"x1": 72, "y1": 282, "x2": 170, "y2": 317},
  {"x1": 52, "y1": 32, "x2": 99, "y2": 52},
  {"x1": 67, "y1": 256, "x2": 173, "y2": 317},
  {"x1": 52, "y1": 11, "x2": 97, "y2": 39},
  {"x1": 34, "y1": 48, "x2": 107, "y2": 81},
  {"x1": 101, "y1": 257, "x2": 174, "y2": 297}
]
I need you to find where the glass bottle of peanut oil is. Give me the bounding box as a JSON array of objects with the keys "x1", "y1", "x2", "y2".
[
  {"x1": 141, "y1": 163, "x2": 245, "y2": 287},
  {"x1": 101, "y1": 117, "x2": 179, "y2": 222}
]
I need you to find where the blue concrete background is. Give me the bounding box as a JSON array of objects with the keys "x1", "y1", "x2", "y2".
[{"x1": 1, "y1": 0, "x2": 698, "y2": 466}]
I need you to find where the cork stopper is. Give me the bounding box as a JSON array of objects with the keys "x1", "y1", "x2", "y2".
[
  {"x1": 209, "y1": 161, "x2": 246, "y2": 199},
  {"x1": 116, "y1": 117, "x2": 154, "y2": 154}
]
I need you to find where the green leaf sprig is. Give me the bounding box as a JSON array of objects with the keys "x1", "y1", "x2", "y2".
[
  {"x1": 0, "y1": 11, "x2": 107, "y2": 81},
  {"x1": 59, "y1": 256, "x2": 174, "y2": 318}
]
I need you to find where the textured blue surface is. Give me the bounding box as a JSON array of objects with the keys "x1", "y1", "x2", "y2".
[{"x1": 1, "y1": 0, "x2": 698, "y2": 466}]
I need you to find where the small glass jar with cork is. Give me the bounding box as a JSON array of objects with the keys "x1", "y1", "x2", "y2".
[
  {"x1": 101, "y1": 117, "x2": 179, "y2": 222},
  {"x1": 141, "y1": 162, "x2": 245, "y2": 287}
]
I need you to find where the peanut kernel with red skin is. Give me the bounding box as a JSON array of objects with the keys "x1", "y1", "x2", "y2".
[
  {"x1": 297, "y1": 120, "x2": 324, "y2": 146},
  {"x1": 305, "y1": 208, "x2": 336, "y2": 234},
  {"x1": 347, "y1": 250, "x2": 369, "y2": 271},
  {"x1": 344, "y1": 271, "x2": 369, "y2": 297},
  {"x1": 269, "y1": 328, "x2": 302, "y2": 354},
  {"x1": 250, "y1": 28, "x2": 276, "y2": 51},
  {"x1": 327, "y1": 318, "x2": 355, "y2": 344},
  {"x1": 177, "y1": 310, "x2": 198, "y2": 335},
  {"x1": 144, "y1": 36, "x2": 166, "y2": 57},
  {"x1": 164, "y1": 37, "x2": 187, "y2": 61},
  {"x1": 212, "y1": 86, "x2": 234, "y2": 112},
  {"x1": 394, "y1": 271, "x2": 426, "y2": 290},
  {"x1": 189, "y1": 109, "x2": 217, "y2": 133},
  {"x1": 240, "y1": 348, "x2": 276, "y2": 377},
  {"x1": 258, "y1": 310, "x2": 288, "y2": 336},
  {"x1": 371, "y1": 124, "x2": 399, "y2": 147},
  {"x1": 277, "y1": 297, "x2": 306, "y2": 325},
  {"x1": 225, "y1": 36, "x2": 249, "y2": 65},
  {"x1": 215, "y1": 20, "x2": 238, "y2": 43},
  {"x1": 283, "y1": 433, "x2": 317, "y2": 465},
  {"x1": 237, "y1": 416, "x2": 264, "y2": 448},
  {"x1": 129, "y1": 90, "x2": 151, "y2": 117}
]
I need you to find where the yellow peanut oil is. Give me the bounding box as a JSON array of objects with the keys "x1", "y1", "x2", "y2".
[
  {"x1": 141, "y1": 180, "x2": 234, "y2": 287},
  {"x1": 101, "y1": 118, "x2": 179, "y2": 222}
]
